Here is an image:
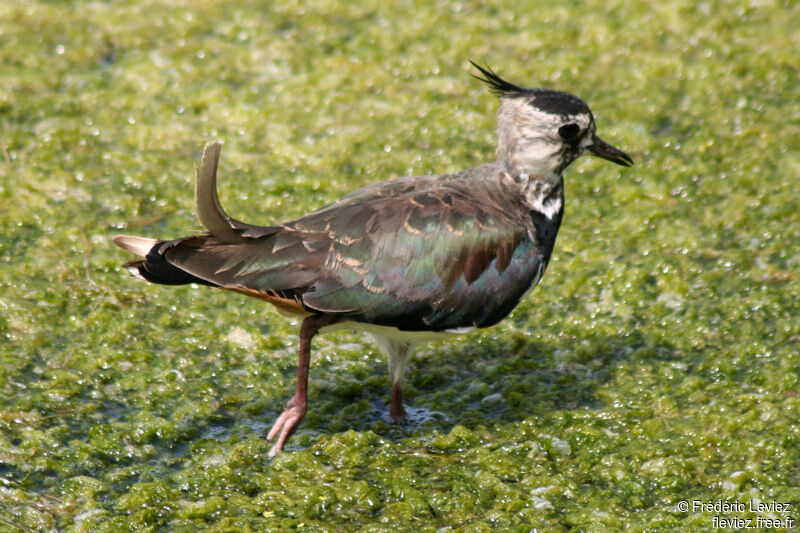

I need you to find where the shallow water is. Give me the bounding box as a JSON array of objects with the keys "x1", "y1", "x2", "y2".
[{"x1": 1, "y1": 0, "x2": 799, "y2": 530}]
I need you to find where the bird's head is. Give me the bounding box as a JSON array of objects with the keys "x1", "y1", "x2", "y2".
[{"x1": 471, "y1": 62, "x2": 633, "y2": 181}]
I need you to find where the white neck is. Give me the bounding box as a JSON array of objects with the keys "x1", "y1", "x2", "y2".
[{"x1": 503, "y1": 168, "x2": 564, "y2": 221}]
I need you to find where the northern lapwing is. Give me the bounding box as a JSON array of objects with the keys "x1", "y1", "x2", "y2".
[{"x1": 113, "y1": 63, "x2": 633, "y2": 456}]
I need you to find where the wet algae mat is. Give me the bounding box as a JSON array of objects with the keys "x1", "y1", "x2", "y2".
[{"x1": 2, "y1": 1, "x2": 799, "y2": 531}]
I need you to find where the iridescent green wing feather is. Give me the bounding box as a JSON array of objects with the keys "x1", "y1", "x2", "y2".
[
  {"x1": 288, "y1": 168, "x2": 546, "y2": 330},
  {"x1": 163, "y1": 165, "x2": 547, "y2": 330}
]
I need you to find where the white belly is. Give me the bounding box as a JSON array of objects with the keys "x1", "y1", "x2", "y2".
[
  {"x1": 320, "y1": 321, "x2": 475, "y2": 385},
  {"x1": 320, "y1": 320, "x2": 474, "y2": 342}
]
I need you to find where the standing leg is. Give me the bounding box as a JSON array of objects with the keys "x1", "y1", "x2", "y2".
[
  {"x1": 267, "y1": 314, "x2": 338, "y2": 457},
  {"x1": 390, "y1": 381, "x2": 407, "y2": 423},
  {"x1": 370, "y1": 335, "x2": 414, "y2": 423}
]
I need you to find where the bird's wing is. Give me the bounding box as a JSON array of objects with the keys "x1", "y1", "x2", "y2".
[
  {"x1": 294, "y1": 178, "x2": 545, "y2": 330},
  {"x1": 163, "y1": 173, "x2": 546, "y2": 330}
]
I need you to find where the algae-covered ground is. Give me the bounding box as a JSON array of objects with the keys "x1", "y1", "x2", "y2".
[{"x1": 2, "y1": 0, "x2": 799, "y2": 530}]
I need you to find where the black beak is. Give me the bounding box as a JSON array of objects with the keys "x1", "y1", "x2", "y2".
[{"x1": 588, "y1": 136, "x2": 633, "y2": 167}]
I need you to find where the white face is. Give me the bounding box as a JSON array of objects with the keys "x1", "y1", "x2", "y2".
[{"x1": 496, "y1": 98, "x2": 595, "y2": 180}]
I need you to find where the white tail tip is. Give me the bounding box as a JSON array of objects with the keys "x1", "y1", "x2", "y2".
[{"x1": 112, "y1": 235, "x2": 158, "y2": 257}]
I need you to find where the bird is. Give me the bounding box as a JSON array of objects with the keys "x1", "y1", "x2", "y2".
[{"x1": 113, "y1": 63, "x2": 633, "y2": 456}]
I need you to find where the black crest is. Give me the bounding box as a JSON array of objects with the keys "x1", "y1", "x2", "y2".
[
  {"x1": 470, "y1": 61, "x2": 592, "y2": 117},
  {"x1": 470, "y1": 61, "x2": 529, "y2": 98}
]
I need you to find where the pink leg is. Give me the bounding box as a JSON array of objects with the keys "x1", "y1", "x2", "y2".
[
  {"x1": 267, "y1": 315, "x2": 337, "y2": 457},
  {"x1": 389, "y1": 382, "x2": 407, "y2": 423}
]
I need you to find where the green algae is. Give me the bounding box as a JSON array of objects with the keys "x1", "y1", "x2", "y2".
[{"x1": 2, "y1": 0, "x2": 800, "y2": 530}]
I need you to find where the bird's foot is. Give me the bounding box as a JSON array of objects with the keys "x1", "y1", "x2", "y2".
[
  {"x1": 389, "y1": 407, "x2": 408, "y2": 424},
  {"x1": 267, "y1": 394, "x2": 307, "y2": 457}
]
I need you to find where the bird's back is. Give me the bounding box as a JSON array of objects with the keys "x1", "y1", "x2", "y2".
[{"x1": 142, "y1": 162, "x2": 557, "y2": 332}]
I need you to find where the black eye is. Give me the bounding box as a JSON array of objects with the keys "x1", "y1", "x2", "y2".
[{"x1": 558, "y1": 123, "x2": 580, "y2": 140}]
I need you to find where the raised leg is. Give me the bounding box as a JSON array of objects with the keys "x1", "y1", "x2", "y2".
[{"x1": 267, "y1": 314, "x2": 338, "y2": 457}]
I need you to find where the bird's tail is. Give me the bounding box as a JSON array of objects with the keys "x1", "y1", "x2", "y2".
[
  {"x1": 113, "y1": 141, "x2": 244, "y2": 286},
  {"x1": 112, "y1": 235, "x2": 217, "y2": 286}
]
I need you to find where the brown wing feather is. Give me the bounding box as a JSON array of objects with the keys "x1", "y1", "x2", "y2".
[{"x1": 226, "y1": 286, "x2": 309, "y2": 315}]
